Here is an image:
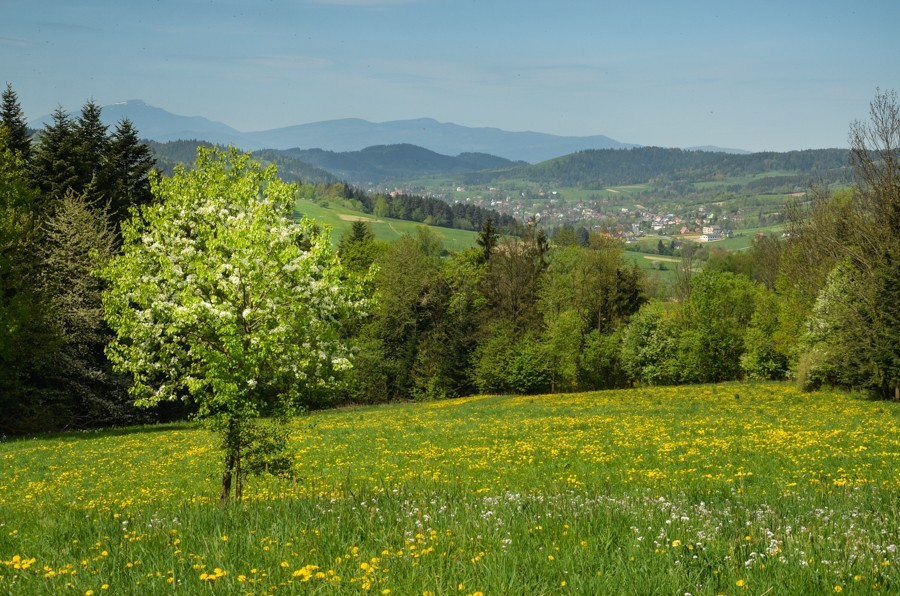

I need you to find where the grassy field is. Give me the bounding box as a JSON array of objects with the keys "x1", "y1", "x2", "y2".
[
  {"x1": 295, "y1": 198, "x2": 479, "y2": 252},
  {"x1": 621, "y1": 250, "x2": 680, "y2": 287},
  {"x1": 1, "y1": 383, "x2": 898, "y2": 594}
]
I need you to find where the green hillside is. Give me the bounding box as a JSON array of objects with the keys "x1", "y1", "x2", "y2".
[{"x1": 295, "y1": 198, "x2": 479, "y2": 251}]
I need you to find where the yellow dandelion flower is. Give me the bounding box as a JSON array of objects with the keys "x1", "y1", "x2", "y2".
[{"x1": 736, "y1": 579, "x2": 746, "y2": 587}]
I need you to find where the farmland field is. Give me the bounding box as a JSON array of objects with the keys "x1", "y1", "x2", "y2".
[
  {"x1": 1, "y1": 383, "x2": 897, "y2": 594},
  {"x1": 294, "y1": 198, "x2": 479, "y2": 252}
]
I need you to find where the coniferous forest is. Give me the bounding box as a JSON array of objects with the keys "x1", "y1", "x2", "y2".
[{"x1": 1, "y1": 84, "x2": 898, "y2": 437}]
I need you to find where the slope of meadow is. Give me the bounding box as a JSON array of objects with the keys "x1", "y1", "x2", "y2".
[
  {"x1": 294, "y1": 198, "x2": 478, "y2": 251},
  {"x1": 1, "y1": 383, "x2": 897, "y2": 594}
]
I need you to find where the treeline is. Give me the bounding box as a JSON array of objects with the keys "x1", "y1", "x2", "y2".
[
  {"x1": 1, "y1": 85, "x2": 159, "y2": 433},
  {"x1": 481, "y1": 146, "x2": 852, "y2": 189}
]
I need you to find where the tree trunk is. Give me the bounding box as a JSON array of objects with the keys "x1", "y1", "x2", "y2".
[
  {"x1": 220, "y1": 449, "x2": 235, "y2": 504},
  {"x1": 219, "y1": 418, "x2": 241, "y2": 504}
]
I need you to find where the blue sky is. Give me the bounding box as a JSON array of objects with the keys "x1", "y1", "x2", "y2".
[{"x1": 3, "y1": 0, "x2": 898, "y2": 152}]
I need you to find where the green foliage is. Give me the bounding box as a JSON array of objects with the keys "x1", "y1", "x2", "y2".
[
  {"x1": 471, "y1": 323, "x2": 517, "y2": 394},
  {"x1": 740, "y1": 290, "x2": 789, "y2": 381},
  {"x1": 578, "y1": 329, "x2": 628, "y2": 389},
  {"x1": 783, "y1": 89, "x2": 900, "y2": 399},
  {"x1": 542, "y1": 309, "x2": 581, "y2": 392},
  {"x1": 337, "y1": 220, "x2": 384, "y2": 275},
  {"x1": 0, "y1": 147, "x2": 62, "y2": 432},
  {"x1": 619, "y1": 302, "x2": 681, "y2": 385},
  {"x1": 101, "y1": 147, "x2": 370, "y2": 499},
  {"x1": 41, "y1": 191, "x2": 136, "y2": 426},
  {"x1": 681, "y1": 270, "x2": 759, "y2": 383}
]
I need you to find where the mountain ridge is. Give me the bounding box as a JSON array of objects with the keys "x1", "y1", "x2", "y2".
[{"x1": 28, "y1": 99, "x2": 747, "y2": 163}]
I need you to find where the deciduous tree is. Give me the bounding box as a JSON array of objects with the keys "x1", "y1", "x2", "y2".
[{"x1": 102, "y1": 148, "x2": 370, "y2": 501}]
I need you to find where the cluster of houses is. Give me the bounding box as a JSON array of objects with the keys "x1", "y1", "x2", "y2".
[{"x1": 416, "y1": 185, "x2": 744, "y2": 242}]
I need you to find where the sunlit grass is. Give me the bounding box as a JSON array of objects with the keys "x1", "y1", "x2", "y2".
[
  {"x1": 1, "y1": 383, "x2": 897, "y2": 594},
  {"x1": 294, "y1": 198, "x2": 478, "y2": 252}
]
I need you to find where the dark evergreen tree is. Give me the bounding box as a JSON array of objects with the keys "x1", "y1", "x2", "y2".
[
  {"x1": 31, "y1": 107, "x2": 79, "y2": 207},
  {"x1": 73, "y1": 99, "x2": 110, "y2": 202},
  {"x1": 337, "y1": 220, "x2": 382, "y2": 275},
  {"x1": 1, "y1": 83, "x2": 32, "y2": 163},
  {"x1": 106, "y1": 118, "x2": 155, "y2": 227},
  {"x1": 0, "y1": 146, "x2": 63, "y2": 433},
  {"x1": 475, "y1": 217, "x2": 498, "y2": 264},
  {"x1": 576, "y1": 226, "x2": 590, "y2": 247}
]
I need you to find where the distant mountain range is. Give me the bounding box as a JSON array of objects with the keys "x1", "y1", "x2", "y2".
[{"x1": 29, "y1": 100, "x2": 747, "y2": 163}]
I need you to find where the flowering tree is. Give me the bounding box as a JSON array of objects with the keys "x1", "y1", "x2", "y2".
[{"x1": 102, "y1": 148, "x2": 370, "y2": 501}]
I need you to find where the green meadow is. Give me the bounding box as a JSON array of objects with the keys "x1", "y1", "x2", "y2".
[
  {"x1": 294, "y1": 198, "x2": 479, "y2": 252},
  {"x1": 1, "y1": 383, "x2": 897, "y2": 594}
]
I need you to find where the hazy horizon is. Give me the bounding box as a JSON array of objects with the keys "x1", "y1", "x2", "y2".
[{"x1": 4, "y1": 0, "x2": 899, "y2": 152}]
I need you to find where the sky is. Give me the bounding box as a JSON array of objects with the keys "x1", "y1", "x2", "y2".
[{"x1": 3, "y1": 0, "x2": 899, "y2": 152}]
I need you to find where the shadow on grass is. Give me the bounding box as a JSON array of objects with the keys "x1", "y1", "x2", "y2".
[{"x1": 1, "y1": 421, "x2": 200, "y2": 445}]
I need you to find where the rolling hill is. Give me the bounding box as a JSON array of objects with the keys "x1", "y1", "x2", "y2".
[{"x1": 278, "y1": 144, "x2": 525, "y2": 184}]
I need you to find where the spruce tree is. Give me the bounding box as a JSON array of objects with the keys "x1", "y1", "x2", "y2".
[
  {"x1": 106, "y1": 118, "x2": 155, "y2": 228},
  {"x1": 74, "y1": 99, "x2": 110, "y2": 201},
  {"x1": 31, "y1": 107, "x2": 79, "y2": 207},
  {"x1": 0, "y1": 83, "x2": 32, "y2": 163}
]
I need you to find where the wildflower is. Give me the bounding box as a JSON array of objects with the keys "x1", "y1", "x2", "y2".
[
  {"x1": 834, "y1": 587, "x2": 843, "y2": 593},
  {"x1": 736, "y1": 579, "x2": 746, "y2": 587}
]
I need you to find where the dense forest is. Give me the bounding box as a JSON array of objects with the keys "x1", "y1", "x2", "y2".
[
  {"x1": 464, "y1": 146, "x2": 854, "y2": 189},
  {"x1": 1, "y1": 84, "x2": 897, "y2": 436}
]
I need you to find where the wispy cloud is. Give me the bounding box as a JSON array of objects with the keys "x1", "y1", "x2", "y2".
[{"x1": 0, "y1": 36, "x2": 36, "y2": 48}]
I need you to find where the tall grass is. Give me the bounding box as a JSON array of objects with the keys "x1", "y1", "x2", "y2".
[{"x1": 1, "y1": 383, "x2": 897, "y2": 594}]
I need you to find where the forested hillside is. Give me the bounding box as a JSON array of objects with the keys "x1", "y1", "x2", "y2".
[
  {"x1": 280, "y1": 144, "x2": 523, "y2": 183},
  {"x1": 469, "y1": 146, "x2": 853, "y2": 188}
]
